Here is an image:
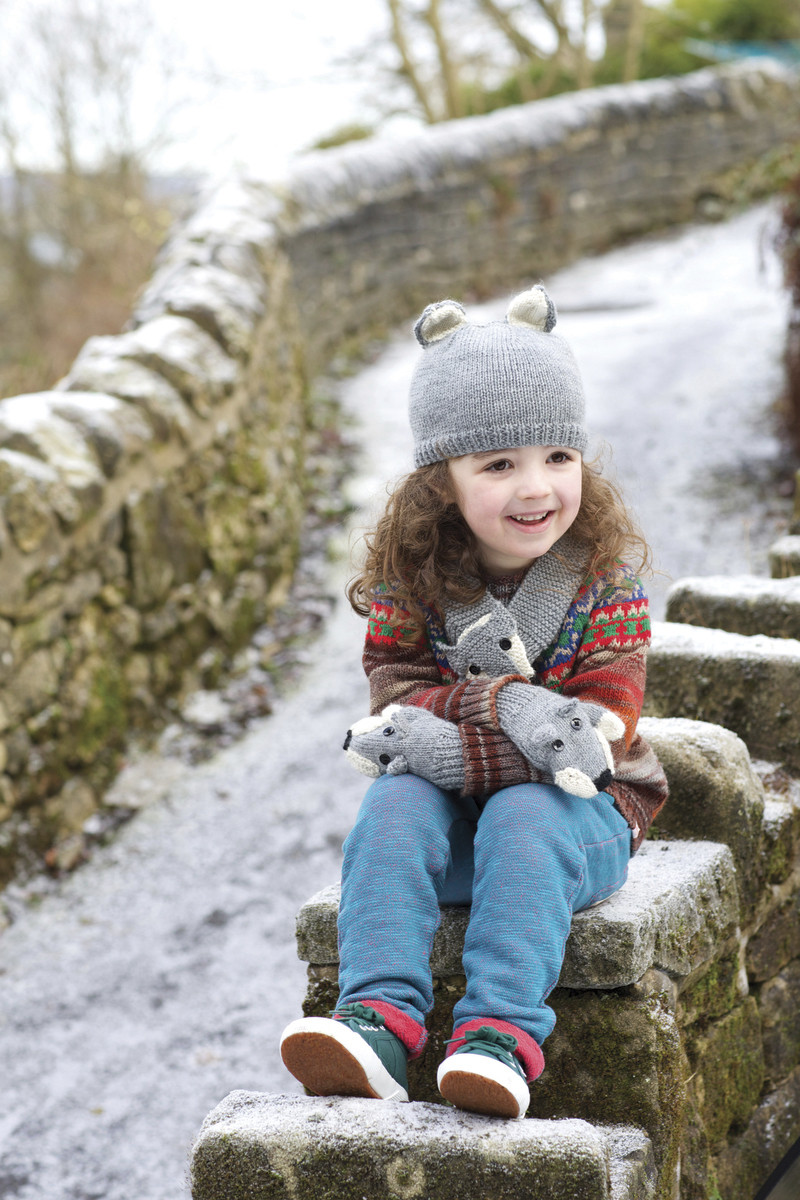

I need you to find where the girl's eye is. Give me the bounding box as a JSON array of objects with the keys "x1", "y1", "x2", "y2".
[
  {"x1": 486, "y1": 459, "x2": 511, "y2": 472},
  {"x1": 548, "y1": 450, "x2": 572, "y2": 464}
]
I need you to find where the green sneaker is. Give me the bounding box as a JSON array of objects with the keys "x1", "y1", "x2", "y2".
[
  {"x1": 437, "y1": 1026, "x2": 530, "y2": 1119},
  {"x1": 280, "y1": 1002, "x2": 409, "y2": 1101}
]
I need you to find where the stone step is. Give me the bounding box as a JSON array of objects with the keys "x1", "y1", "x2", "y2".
[
  {"x1": 190, "y1": 1091, "x2": 656, "y2": 1200},
  {"x1": 770, "y1": 534, "x2": 800, "y2": 578},
  {"x1": 638, "y1": 717, "x2": 767, "y2": 916},
  {"x1": 646, "y1": 621, "x2": 800, "y2": 771},
  {"x1": 665, "y1": 575, "x2": 800, "y2": 640},
  {"x1": 295, "y1": 840, "x2": 739, "y2": 990}
]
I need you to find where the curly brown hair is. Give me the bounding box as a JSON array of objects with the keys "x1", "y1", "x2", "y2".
[{"x1": 347, "y1": 455, "x2": 652, "y2": 637}]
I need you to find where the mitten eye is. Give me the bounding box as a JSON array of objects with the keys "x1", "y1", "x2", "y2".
[
  {"x1": 379, "y1": 753, "x2": 391, "y2": 765},
  {"x1": 383, "y1": 726, "x2": 395, "y2": 736},
  {"x1": 468, "y1": 664, "x2": 482, "y2": 676},
  {"x1": 570, "y1": 717, "x2": 582, "y2": 730},
  {"x1": 552, "y1": 739, "x2": 565, "y2": 752},
  {"x1": 499, "y1": 638, "x2": 512, "y2": 650}
]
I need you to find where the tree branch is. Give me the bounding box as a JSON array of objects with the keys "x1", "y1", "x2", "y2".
[
  {"x1": 475, "y1": 0, "x2": 542, "y2": 60},
  {"x1": 385, "y1": 0, "x2": 439, "y2": 123},
  {"x1": 423, "y1": 0, "x2": 463, "y2": 120}
]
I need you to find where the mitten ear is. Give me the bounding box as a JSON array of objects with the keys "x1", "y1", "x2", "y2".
[
  {"x1": 596, "y1": 710, "x2": 625, "y2": 742},
  {"x1": 349, "y1": 713, "x2": 389, "y2": 736},
  {"x1": 506, "y1": 285, "x2": 556, "y2": 333},
  {"x1": 414, "y1": 299, "x2": 467, "y2": 347}
]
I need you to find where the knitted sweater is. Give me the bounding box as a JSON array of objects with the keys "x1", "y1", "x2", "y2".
[{"x1": 362, "y1": 565, "x2": 668, "y2": 852}]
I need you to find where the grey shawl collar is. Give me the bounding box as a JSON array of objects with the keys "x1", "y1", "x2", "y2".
[{"x1": 441, "y1": 535, "x2": 589, "y2": 674}]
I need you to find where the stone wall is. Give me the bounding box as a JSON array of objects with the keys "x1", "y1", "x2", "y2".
[
  {"x1": 0, "y1": 198, "x2": 309, "y2": 884},
  {"x1": 1, "y1": 59, "x2": 799, "y2": 884}
]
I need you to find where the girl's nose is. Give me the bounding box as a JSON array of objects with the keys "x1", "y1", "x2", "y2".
[{"x1": 516, "y1": 465, "x2": 550, "y2": 499}]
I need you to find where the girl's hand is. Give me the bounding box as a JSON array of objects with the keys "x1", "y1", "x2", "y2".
[
  {"x1": 342, "y1": 705, "x2": 465, "y2": 793},
  {"x1": 494, "y1": 682, "x2": 624, "y2": 798}
]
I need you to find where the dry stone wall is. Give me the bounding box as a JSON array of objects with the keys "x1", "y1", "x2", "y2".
[
  {"x1": 0, "y1": 189, "x2": 309, "y2": 883},
  {"x1": 1, "y1": 60, "x2": 799, "y2": 886}
]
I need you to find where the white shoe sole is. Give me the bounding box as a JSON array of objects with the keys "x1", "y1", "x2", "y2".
[
  {"x1": 437, "y1": 1053, "x2": 529, "y2": 1119},
  {"x1": 280, "y1": 1017, "x2": 409, "y2": 1102}
]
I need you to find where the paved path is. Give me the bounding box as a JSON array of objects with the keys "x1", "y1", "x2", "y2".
[{"x1": 0, "y1": 204, "x2": 793, "y2": 1200}]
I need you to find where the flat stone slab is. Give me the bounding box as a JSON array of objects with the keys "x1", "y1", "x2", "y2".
[
  {"x1": 646, "y1": 621, "x2": 800, "y2": 770},
  {"x1": 190, "y1": 1092, "x2": 656, "y2": 1200},
  {"x1": 665, "y1": 575, "x2": 800, "y2": 639},
  {"x1": 296, "y1": 840, "x2": 738, "y2": 988}
]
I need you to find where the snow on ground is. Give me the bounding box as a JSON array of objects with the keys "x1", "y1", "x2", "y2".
[{"x1": 0, "y1": 203, "x2": 794, "y2": 1200}]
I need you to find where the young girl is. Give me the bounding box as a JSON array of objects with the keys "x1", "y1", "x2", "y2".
[{"x1": 280, "y1": 285, "x2": 668, "y2": 1120}]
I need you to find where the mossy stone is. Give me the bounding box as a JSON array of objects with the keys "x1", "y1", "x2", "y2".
[
  {"x1": 642, "y1": 718, "x2": 764, "y2": 916},
  {"x1": 68, "y1": 654, "x2": 130, "y2": 765},
  {"x1": 528, "y1": 988, "x2": 685, "y2": 1193},
  {"x1": 125, "y1": 485, "x2": 207, "y2": 608},
  {"x1": 713, "y1": 1066, "x2": 800, "y2": 1199},
  {"x1": 747, "y1": 893, "x2": 800, "y2": 981},
  {"x1": 684, "y1": 996, "x2": 765, "y2": 1149},
  {"x1": 191, "y1": 1092, "x2": 650, "y2": 1200},
  {"x1": 756, "y1": 959, "x2": 800, "y2": 1085},
  {"x1": 678, "y1": 943, "x2": 743, "y2": 1027}
]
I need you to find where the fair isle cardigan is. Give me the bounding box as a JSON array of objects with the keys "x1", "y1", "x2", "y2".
[{"x1": 362, "y1": 564, "x2": 668, "y2": 852}]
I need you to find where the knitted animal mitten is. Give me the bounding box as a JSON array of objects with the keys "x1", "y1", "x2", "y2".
[
  {"x1": 441, "y1": 605, "x2": 535, "y2": 681},
  {"x1": 344, "y1": 704, "x2": 465, "y2": 792},
  {"x1": 494, "y1": 682, "x2": 625, "y2": 799}
]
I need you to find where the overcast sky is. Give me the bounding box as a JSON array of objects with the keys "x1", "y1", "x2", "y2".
[
  {"x1": 1, "y1": 0, "x2": 405, "y2": 179},
  {"x1": 155, "y1": 0, "x2": 394, "y2": 177}
]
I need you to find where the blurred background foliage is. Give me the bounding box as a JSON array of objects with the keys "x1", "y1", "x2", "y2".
[
  {"x1": 323, "y1": 0, "x2": 800, "y2": 134},
  {"x1": 0, "y1": 0, "x2": 191, "y2": 399}
]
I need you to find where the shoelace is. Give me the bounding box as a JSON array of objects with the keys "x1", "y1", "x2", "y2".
[
  {"x1": 331, "y1": 1002, "x2": 385, "y2": 1027},
  {"x1": 446, "y1": 1026, "x2": 523, "y2": 1068}
]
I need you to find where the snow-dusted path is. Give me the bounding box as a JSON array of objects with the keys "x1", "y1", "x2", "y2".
[{"x1": 0, "y1": 204, "x2": 793, "y2": 1200}]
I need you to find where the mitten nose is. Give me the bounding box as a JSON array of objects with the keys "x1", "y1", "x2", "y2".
[
  {"x1": 594, "y1": 768, "x2": 613, "y2": 793},
  {"x1": 343, "y1": 730, "x2": 352, "y2": 751}
]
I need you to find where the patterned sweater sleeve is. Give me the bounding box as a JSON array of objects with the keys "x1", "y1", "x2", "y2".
[{"x1": 540, "y1": 573, "x2": 668, "y2": 848}]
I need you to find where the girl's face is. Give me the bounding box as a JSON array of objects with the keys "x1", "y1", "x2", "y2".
[{"x1": 448, "y1": 444, "x2": 582, "y2": 575}]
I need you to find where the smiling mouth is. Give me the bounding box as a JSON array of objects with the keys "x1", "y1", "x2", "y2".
[{"x1": 508, "y1": 512, "x2": 551, "y2": 525}]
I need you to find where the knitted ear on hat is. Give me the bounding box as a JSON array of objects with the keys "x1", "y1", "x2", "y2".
[
  {"x1": 414, "y1": 299, "x2": 467, "y2": 347},
  {"x1": 506, "y1": 285, "x2": 556, "y2": 333}
]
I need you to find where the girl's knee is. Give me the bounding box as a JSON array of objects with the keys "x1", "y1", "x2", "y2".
[
  {"x1": 346, "y1": 774, "x2": 455, "y2": 851},
  {"x1": 479, "y1": 782, "x2": 568, "y2": 828}
]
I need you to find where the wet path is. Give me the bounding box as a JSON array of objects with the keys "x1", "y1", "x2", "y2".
[{"x1": 0, "y1": 204, "x2": 794, "y2": 1200}]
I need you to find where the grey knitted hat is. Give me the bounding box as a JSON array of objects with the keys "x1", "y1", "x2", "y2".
[{"x1": 409, "y1": 285, "x2": 586, "y2": 467}]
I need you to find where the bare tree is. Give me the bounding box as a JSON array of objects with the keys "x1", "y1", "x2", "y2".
[
  {"x1": 0, "y1": 0, "x2": 184, "y2": 396},
  {"x1": 376, "y1": 0, "x2": 624, "y2": 124}
]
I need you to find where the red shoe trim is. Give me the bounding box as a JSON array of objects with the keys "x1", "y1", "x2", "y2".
[
  {"x1": 335, "y1": 1000, "x2": 428, "y2": 1060},
  {"x1": 448, "y1": 1018, "x2": 545, "y2": 1082}
]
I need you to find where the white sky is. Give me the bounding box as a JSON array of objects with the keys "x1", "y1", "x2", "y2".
[
  {"x1": 155, "y1": 0, "x2": 393, "y2": 177},
  {"x1": 1, "y1": 0, "x2": 405, "y2": 179}
]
